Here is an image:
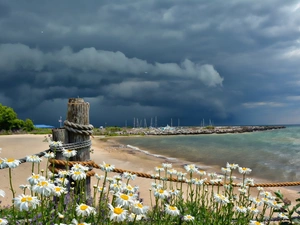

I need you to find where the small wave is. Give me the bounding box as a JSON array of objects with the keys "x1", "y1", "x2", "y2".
[{"x1": 126, "y1": 144, "x2": 178, "y2": 162}]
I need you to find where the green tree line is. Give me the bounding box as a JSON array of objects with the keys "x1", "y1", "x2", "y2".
[{"x1": 0, "y1": 103, "x2": 34, "y2": 131}]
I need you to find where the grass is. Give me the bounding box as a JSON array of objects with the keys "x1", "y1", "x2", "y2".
[{"x1": 0, "y1": 142, "x2": 300, "y2": 224}]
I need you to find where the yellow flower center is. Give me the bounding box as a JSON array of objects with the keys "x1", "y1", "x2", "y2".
[
  {"x1": 55, "y1": 187, "x2": 61, "y2": 192},
  {"x1": 169, "y1": 206, "x2": 176, "y2": 210},
  {"x1": 159, "y1": 189, "x2": 164, "y2": 194},
  {"x1": 136, "y1": 203, "x2": 143, "y2": 208},
  {"x1": 74, "y1": 171, "x2": 81, "y2": 175},
  {"x1": 105, "y1": 164, "x2": 110, "y2": 167},
  {"x1": 80, "y1": 204, "x2": 88, "y2": 211},
  {"x1": 114, "y1": 207, "x2": 123, "y2": 215},
  {"x1": 33, "y1": 175, "x2": 39, "y2": 179},
  {"x1": 120, "y1": 194, "x2": 129, "y2": 200},
  {"x1": 21, "y1": 196, "x2": 32, "y2": 202},
  {"x1": 7, "y1": 158, "x2": 15, "y2": 162},
  {"x1": 40, "y1": 181, "x2": 48, "y2": 186}
]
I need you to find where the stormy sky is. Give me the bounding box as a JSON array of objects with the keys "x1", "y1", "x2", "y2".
[{"x1": 1, "y1": 0, "x2": 300, "y2": 127}]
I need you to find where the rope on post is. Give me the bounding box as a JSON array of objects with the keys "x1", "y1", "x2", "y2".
[
  {"x1": 49, "y1": 140, "x2": 92, "y2": 151},
  {"x1": 63, "y1": 120, "x2": 94, "y2": 136}
]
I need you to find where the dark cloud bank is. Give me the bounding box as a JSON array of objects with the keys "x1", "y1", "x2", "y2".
[{"x1": 1, "y1": 0, "x2": 300, "y2": 127}]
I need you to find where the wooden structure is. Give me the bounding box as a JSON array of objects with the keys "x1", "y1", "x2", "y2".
[{"x1": 52, "y1": 98, "x2": 92, "y2": 197}]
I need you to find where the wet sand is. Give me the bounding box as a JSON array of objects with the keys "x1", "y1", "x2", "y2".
[{"x1": 0, "y1": 134, "x2": 299, "y2": 207}]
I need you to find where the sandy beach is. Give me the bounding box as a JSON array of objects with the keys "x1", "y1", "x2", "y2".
[{"x1": 0, "y1": 134, "x2": 299, "y2": 207}]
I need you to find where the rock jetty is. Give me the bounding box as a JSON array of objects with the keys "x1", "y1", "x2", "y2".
[{"x1": 124, "y1": 125, "x2": 285, "y2": 136}]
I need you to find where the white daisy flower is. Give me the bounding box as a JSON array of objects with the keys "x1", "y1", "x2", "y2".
[
  {"x1": 99, "y1": 161, "x2": 115, "y2": 172},
  {"x1": 197, "y1": 170, "x2": 206, "y2": 176},
  {"x1": 249, "y1": 220, "x2": 265, "y2": 225},
  {"x1": 245, "y1": 178, "x2": 255, "y2": 186},
  {"x1": 43, "y1": 152, "x2": 55, "y2": 159},
  {"x1": 165, "y1": 204, "x2": 180, "y2": 216},
  {"x1": 62, "y1": 148, "x2": 77, "y2": 158},
  {"x1": 128, "y1": 213, "x2": 143, "y2": 222},
  {"x1": 27, "y1": 173, "x2": 44, "y2": 186},
  {"x1": 169, "y1": 189, "x2": 180, "y2": 196},
  {"x1": 19, "y1": 184, "x2": 30, "y2": 191},
  {"x1": 110, "y1": 183, "x2": 121, "y2": 193},
  {"x1": 236, "y1": 205, "x2": 247, "y2": 213},
  {"x1": 247, "y1": 206, "x2": 259, "y2": 214},
  {"x1": 249, "y1": 197, "x2": 263, "y2": 206},
  {"x1": 167, "y1": 169, "x2": 177, "y2": 175},
  {"x1": 278, "y1": 212, "x2": 288, "y2": 220},
  {"x1": 221, "y1": 167, "x2": 231, "y2": 174},
  {"x1": 214, "y1": 193, "x2": 229, "y2": 205},
  {"x1": 238, "y1": 167, "x2": 252, "y2": 174},
  {"x1": 4, "y1": 158, "x2": 21, "y2": 168},
  {"x1": 53, "y1": 186, "x2": 67, "y2": 197},
  {"x1": 108, "y1": 204, "x2": 127, "y2": 222},
  {"x1": 0, "y1": 218, "x2": 8, "y2": 225},
  {"x1": 226, "y1": 162, "x2": 239, "y2": 169},
  {"x1": 49, "y1": 141, "x2": 62, "y2": 148},
  {"x1": 208, "y1": 172, "x2": 218, "y2": 179},
  {"x1": 26, "y1": 155, "x2": 42, "y2": 163},
  {"x1": 72, "y1": 163, "x2": 89, "y2": 172},
  {"x1": 97, "y1": 186, "x2": 106, "y2": 193},
  {"x1": 32, "y1": 178, "x2": 55, "y2": 196},
  {"x1": 183, "y1": 214, "x2": 195, "y2": 221},
  {"x1": 95, "y1": 173, "x2": 104, "y2": 180},
  {"x1": 268, "y1": 200, "x2": 283, "y2": 209},
  {"x1": 155, "y1": 166, "x2": 165, "y2": 172},
  {"x1": 154, "y1": 188, "x2": 169, "y2": 199},
  {"x1": 13, "y1": 194, "x2": 40, "y2": 211},
  {"x1": 70, "y1": 170, "x2": 86, "y2": 180},
  {"x1": 260, "y1": 191, "x2": 275, "y2": 200},
  {"x1": 131, "y1": 200, "x2": 149, "y2": 215},
  {"x1": 238, "y1": 187, "x2": 248, "y2": 195},
  {"x1": 58, "y1": 170, "x2": 70, "y2": 178},
  {"x1": 76, "y1": 203, "x2": 96, "y2": 217},
  {"x1": 0, "y1": 189, "x2": 5, "y2": 197},
  {"x1": 123, "y1": 172, "x2": 136, "y2": 180},
  {"x1": 115, "y1": 193, "x2": 133, "y2": 207},
  {"x1": 71, "y1": 218, "x2": 91, "y2": 225},
  {"x1": 55, "y1": 177, "x2": 69, "y2": 186},
  {"x1": 162, "y1": 163, "x2": 172, "y2": 168},
  {"x1": 184, "y1": 164, "x2": 198, "y2": 173}
]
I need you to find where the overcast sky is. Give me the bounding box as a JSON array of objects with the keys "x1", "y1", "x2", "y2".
[{"x1": 1, "y1": 0, "x2": 300, "y2": 127}]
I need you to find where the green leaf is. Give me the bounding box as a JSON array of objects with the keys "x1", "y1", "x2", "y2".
[{"x1": 275, "y1": 190, "x2": 283, "y2": 199}]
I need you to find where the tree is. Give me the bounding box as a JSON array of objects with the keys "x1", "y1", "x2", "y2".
[
  {"x1": 24, "y1": 118, "x2": 34, "y2": 131},
  {"x1": 0, "y1": 104, "x2": 18, "y2": 130}
]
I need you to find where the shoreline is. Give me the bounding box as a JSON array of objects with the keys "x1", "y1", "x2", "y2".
[{"x1": 0, "y1": 134, "x2": 299, "y2": 207}]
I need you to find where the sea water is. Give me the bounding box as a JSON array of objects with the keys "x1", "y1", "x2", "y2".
[{"x1": 117, "y1": 126, "x2": 300, "y2": 183}]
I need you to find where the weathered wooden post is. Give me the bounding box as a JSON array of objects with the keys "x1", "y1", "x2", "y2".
[{"x1": 52, "y1": 98, "x2": 93, "y2": 197}]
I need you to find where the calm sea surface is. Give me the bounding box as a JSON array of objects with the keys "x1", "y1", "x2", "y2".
[{"x1": 117, "y1": 126, "x2": 300, "y2": 183}]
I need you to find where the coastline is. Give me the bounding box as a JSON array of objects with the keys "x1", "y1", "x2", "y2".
[
  {"x1": 94, "y1": 136, "x2": 300, "y2": 201},
  {"x1": 0, "y1": 134, "x2": 299, "y2": 207}
]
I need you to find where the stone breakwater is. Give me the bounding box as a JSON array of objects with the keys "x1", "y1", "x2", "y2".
[{"x1": 124, "y1": 125, "x2": 286, "y2": 135}]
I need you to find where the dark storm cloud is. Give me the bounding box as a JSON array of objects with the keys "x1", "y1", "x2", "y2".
[{"x1": 0, "y1": 0, "x2": 300, "y2": 126}]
